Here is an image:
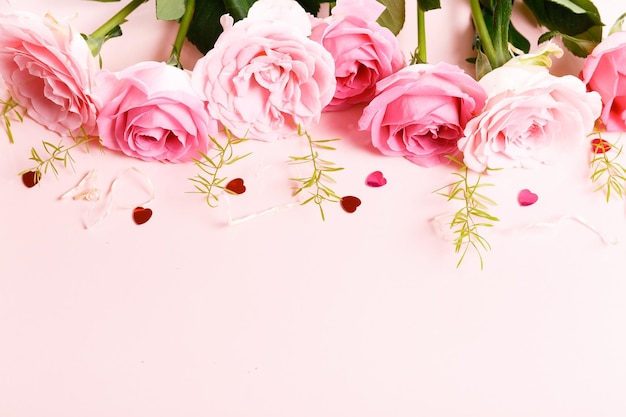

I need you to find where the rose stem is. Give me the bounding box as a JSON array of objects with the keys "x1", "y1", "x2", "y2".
[
  {"x1": 417, "y1": 2, "x2": 427, "y2": 63},
  {"x1": 468, "y1": 0, "x2": 498, "y2": 69},
  {"x1": 89, "y1": 0, "x2": 149, "y2": 41},
  {"x1": 168, "y1": 0, "x2": 196, "y2": 68}
]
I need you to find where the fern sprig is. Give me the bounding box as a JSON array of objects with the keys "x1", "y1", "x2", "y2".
[
  {"x1": 189, "y1": 129, "x2": 250, "y2": 207},
  {"x1": 1, "y1": 96, "x2": 24, "y2": 144},
  {"x1": 589, "y1": 136, "x2": 626, "y2": 202},
  {"x1": 289, "y1": 126, "x2": 343, "y2": 221},
  {"x1": 435, "y1": 158, "x2": 499, "y2": 269},
  {"x1": 19, "y1": 130, "x2": 94, "y2": 179}
]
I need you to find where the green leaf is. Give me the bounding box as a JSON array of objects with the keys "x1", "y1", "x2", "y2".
[
  {"x1": 186, "y1": 0, "x2": 323, "y2": 54},
  {"x1": 293, "y1": 0, "x2": 323, "y2": 15},
  {"x1": 477, "y1": 2, "x2": 529, "y2": 61},
  {"x1": 156, "y1": 0, "x2": 186, "y2": 20},
  {"x1": 223, "y1": 0, "x2": 256, "y2": 20},
  {"x1": 186, "y1": 0, "x2": 227, "y2": 54},
  {"x1": 522, "y1": 0, "x2": 603, "y2": 45},
  {"x1": 377, "y1": 0, "x2": 405, "y2": 35},
  {"x1": 538, "y1": 26, "x2": 601, "y2": 57},
  {"x1": 81, "y1": 25, "x2": 123, "y2": 57},
  {"x1": 492, "y1": 0, "x2": 513, "y2": 55},
  {"x1": 609, "y1": 12, "x2": 626, "y2": 35},
  {"x1": 419, "y1": 0, "x2": 440, "y2": 12},
  {"x1": 475, "y1": 48, "x2": 492, "y2": 79}
]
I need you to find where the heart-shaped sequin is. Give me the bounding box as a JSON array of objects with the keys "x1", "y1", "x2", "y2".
[
  {"x1": 340, "y1": 196, "x2": 361, "y2": 213},
  {"x1": 22, "y1": 170, "x2": 41, "y2": 188},
  {"x1": 225, "y1": 178, "x2": 246, "y2": 195},
  {"x1": 518, "y1": 189, "x2": 538, "y2": 207},
  {"x1": 133, "y1": 206, "x2": 153, "y2": 225},
  {"x1": 365, "y1": 171, "x2": 387, "y2": 187}
]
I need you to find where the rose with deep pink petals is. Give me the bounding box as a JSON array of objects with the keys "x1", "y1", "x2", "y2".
[
  {"x1": 0, "y1": 11, "x2": 99, "y2": 137},
  {"x1": 459, "y1": 64, "x2": 601, "y2": 172},
  {"x1": 191, "y1": 0, "x2": 336, "y2": 141},
  {"x1": 358, "y1": 62, "x2": 487, "y2": 167},
  {"x1": 310, "y1": 0, "x2": 405, "y2": 111},
  {"x1": 581, "y1": 31, "x2": 626, "y2": 131},
  {"x1": 95, "y1": 61, "x2": 217, "y2": 163}
]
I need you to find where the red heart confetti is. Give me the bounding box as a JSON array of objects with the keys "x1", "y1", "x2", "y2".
[
  {"x1": 365, "y1": 170, "x2": 387, "y2": 187},
  {"x1": 225, "y1": 178, "x2": 246, "y2": 195},
  {"x1": 518, "y1": 189, "x2": 538, "y2": 207},
  {"x1": 591, "y1": 138, "x2": 611, "y2": 154},
  {"x1": 133, "y1": 206, "x2": 153, "y2": 225},
  {"x1": 340, "y1": 195, "x2": 361, "y2": 213},
  {"x1": 22, "y1": 170, "x2": 41, "y2": 188}
]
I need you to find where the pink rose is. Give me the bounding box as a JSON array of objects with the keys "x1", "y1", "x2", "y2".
[
  {"x1": 310, "y1": 0, "x2": 405, "y2": 111},
  {"x1": 459, "y1": 65, "x2": 601, "y2": 172},
  {"x1": 581, "y1": 31, "x2": 626, "y2": 131},
  {"x1": 191, "y1": 0, "x2": 336, "y2": 141},
  {"x1": 358, "y1": 62, "x2": 487, "y2": 167},
  {"x1": 459, "y1": 65, "x2": 602, "y2": 171},
  {"x1": 0, "y1": 11, "x2": 99, "y2": 137},
  {"x1": 95, "y1": 61, "x2": 217, "y2": 163}
]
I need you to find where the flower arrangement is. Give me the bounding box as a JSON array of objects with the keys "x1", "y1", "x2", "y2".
[{"x1": 1, "y1": 0, "x2": 626, "y2": 268}]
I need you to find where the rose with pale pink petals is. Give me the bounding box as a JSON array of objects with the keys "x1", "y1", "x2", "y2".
[
  {"x1": 191, "y1": 0, "x2": 336, "y2": 141},
  {"x1": 459, "y1": 64, "x2": 601, "y2": 172},
  {"x1": 0, "y1": 11, "x2": 99, "y2": 137},
  {"x1": 581, "y1": 31, "x2": 626, "y2": 131},
  {"x1": 358, "y1": 62, "x2": 487, "y2": 167},
  {"x1": 310, "y1": 0, "x2": 405, "y2": 111},
  {"x1": 95, "y1": 61, "x2": 217, "y2": 163}
]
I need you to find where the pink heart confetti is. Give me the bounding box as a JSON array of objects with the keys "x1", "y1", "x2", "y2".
[
  {"x1": 365, "y1": 171, "x2": 387, "y2": 187},
  {"x1": 518, "y1": 189, "x2": 538, "y2": 206}
]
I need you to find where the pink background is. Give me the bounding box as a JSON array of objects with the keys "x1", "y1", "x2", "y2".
[{"x1": 1, "y1": 0, "x2": 626, "y2": 415}]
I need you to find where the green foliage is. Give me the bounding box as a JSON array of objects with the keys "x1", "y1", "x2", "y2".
[
  {"x1": 589, "y1": 138, "x2": 626, "y2": 202},
  {"x1": 473, "y1": 0, "x2": 528, "y2": 68},
  {"x1": 609, "y1": 11, "x2": 626, "y2": 35},
  {"x1": 189, "y1": 130, "x2": 250, "y2": 207},
  {"x1": 156, "y1": 0, "x2": 186, "y2": 20},
  {"x1": 82, "y1": 26, "x2": 123, "y2": 62},
  {"x1": 19, "y1": 132, "x2": 94, "y2": 179},
  {"x1": 377, "y1": 0, "x2": 406, "y2": 35},
  {"x1": 419, "y1": 0, "x2": 441, "y2": 11},
  {"x1": 289, "y1": 127, "x2": 343, "y2": 221},
  {"x1": 184, "y1": 0, "x2": 225, "y2": 56},
  {"x1": 84, "y1": 0, "x2": 146, "y2": 58},
  {"x1": 538, "y1": 26, "x2": 602, "y2": 57},
  {"x1": 1, "y1": 96, "x2": 24, "y2": 144},
  {"x1": 435, "y1": 159, "x2": 499, "y2": 269},
  {"x1": 187, "y1": 0, "x2": 324, "y2": 54},
  {"x1": 523, "y1": 0, "x2": 603, "y2": 57},
  {"x1": 223, "y1": 0, "x2": 257, "y2": 20}
]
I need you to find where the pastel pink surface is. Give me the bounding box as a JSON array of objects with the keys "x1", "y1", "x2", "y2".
[{"x1": 1, "y1": 1, "x2": 626, "y2": 417}]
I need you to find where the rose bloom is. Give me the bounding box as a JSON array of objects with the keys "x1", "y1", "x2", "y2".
[
  {"x1": 310, "y1": 0, "x2": 405, "y2": 111},
  {"x1": 0, "y1": 11, "x2": 98, "y2": 137},
  {"x1": 459, "y1": 64, "x2": 602, "y2": 172},
  {"x1": 95, "y1": 61, "x2": 217, "y2": 163},
  {"x1": 191, "y1": 0, "x2": 336, "y2": 141},
  {"x1": 358, "y1": 62, "x2": 487, "y2": 167},
  {"x1": 581, "y1": 31, "x2": 626, "y2": 131}
]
